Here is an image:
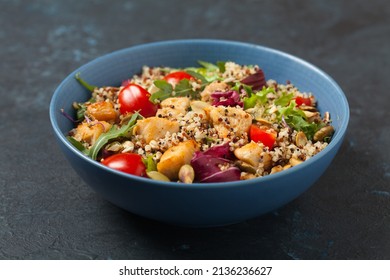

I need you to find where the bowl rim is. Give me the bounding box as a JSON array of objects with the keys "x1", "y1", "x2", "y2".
[{"x1": 49, "y1": 39, "x2": 350, "y2": 190}]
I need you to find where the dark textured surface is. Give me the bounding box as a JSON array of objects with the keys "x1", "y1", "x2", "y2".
[{"x1": 1, "y1": 0, "x2": 389, "y2": 260}]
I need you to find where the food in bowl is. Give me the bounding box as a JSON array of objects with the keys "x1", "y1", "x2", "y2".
[{"x1": 64, "y1": 60, "x2": 334, "y2": 183}]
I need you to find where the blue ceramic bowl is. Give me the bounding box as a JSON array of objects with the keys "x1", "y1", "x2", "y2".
[{"x1": 50, "y1": 39, "x2": 349, "y2": 227}]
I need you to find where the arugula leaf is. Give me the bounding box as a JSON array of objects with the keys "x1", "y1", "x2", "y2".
[
  {"x1": 277, "y1": 100, "x2": 321, "y2": 140},
  {"x1": 73, "y1": 97, "x2": 96, "y2": 121},
  {"x1": 74, "y1": 103, "x2": 87, "y2": 121},
  {"x1": 67, "y1": 136, "x2": 89, "y2": 155},
  {"x1": 198, "y1": 60, "x2": 219, "y2": 71},
  {"x1": 150, "y1": 62, "x2": 222, "y2": 102},
  {"x1": 188, "y1": 61, "x2": 221, "y2": 82},
  {"x1": 155, "y1": 80, "x2": 173, "y2": 93},
  {"x1": 75, "y1": 73, "x2": 97, "y2": 92},
  {"x1": 185, "y1": 70, "x2": 208, "y2": 84},
  {"x1": 174, "y1": 79, "x2": 198, "y2": 98},
  {"x1": 150, "y1": 72, "x2": 209, "y2": 102},
  {"x1": 216, "y1": 61, "x2": 226, "y2": 73},
  {"x1": 290, "y1": 115, "x2": 323, "y2": 140},
  {"x1": 88, "y1": 112, "x2": 140, "y2": 160},
  {"x1": 150, "y1": 80, "x2": 173, "y2": 103}
]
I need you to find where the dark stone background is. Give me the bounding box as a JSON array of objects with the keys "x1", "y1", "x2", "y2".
[{"x1": 0, "y1": 0, "x2": 389, "y2": 259}]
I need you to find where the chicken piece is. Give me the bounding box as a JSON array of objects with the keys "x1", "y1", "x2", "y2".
[
  {"x1": 234, "y1": 142, "x2": 263, "y2": 167},
  {"x1": 190, "y1": 100, "x2": 211, "y2": 120},
  {"x1": 133, "y1": 117, "x2": 180, "y2": 144},
  {"x1": 157, "y1": 140, "x2": 199, "y2": 180},
  {"x1": 73, "y1": 121, "x2": 112, "y2": 145},
  {"x1": 86, "y1": 101, "x2": 117, "y2": 122},
  {"x1": 156, "y1": 97, "x2": 190, "y2": 119},
  {"x1": 234, "y1": 141, "x2": 272, "y2": 170},
  {"x1": 200, "y1": 81, "x2": 229, "y2": 102},
  {"x1": 205, "y1": 106, "x2": 252, "y2": 139}
]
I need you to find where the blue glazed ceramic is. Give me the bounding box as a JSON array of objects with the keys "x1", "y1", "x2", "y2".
[{"x1": 49, "y1": 39, "x2": 349, "y2": 227}]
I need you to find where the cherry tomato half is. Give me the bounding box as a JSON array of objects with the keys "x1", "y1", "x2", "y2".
[
  {"x1": 163, "y1": 71, "x2": 194, "y2": 87},
  {"x1": 118, "y1": 83, "x2": 158, "y2": 117},
  {"x1": 249, "y1": 125, "x2": 277, "y2": 150},
  {"x1": 294, "y1": 96, "x2": 312, "y2": 106},
  {"x1": 102, "y1": 153, "x2": 146, "y2": 177}
]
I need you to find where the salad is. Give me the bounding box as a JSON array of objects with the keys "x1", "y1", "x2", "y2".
[{"x1": 64, "y1": 61, "x2": 334, "y2": 183}]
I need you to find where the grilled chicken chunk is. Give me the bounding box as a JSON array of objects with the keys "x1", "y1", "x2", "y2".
[{"x1": 133, "y1": 117, "x2": 180, "y2": 144}]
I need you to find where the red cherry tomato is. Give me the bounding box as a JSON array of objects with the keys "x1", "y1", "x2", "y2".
[
  {"x1": 294, "y1": 96, "x2": 312, "y2": 106},
  {"x1": 118, "y1": 83, "x2": 158, "y2": 117},
  {"x1": 163, "y1": 71, "x2": 193, "y2": 87},
  {"x1": 102, "y1": 153, "x2": 146, "y2": 177},
  {"x1": 249, "y1": 125, "x2": 276, "y2": 150}
]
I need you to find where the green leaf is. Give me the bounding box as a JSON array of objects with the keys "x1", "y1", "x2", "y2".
[
  {"x1": 75, "y1": 103, "x2": 87, "y2": 121},
  {"x1": 155, "y1": 80, "x2": 173, "y2": 93},
  {"x1": 198, "y1": 60, "x2": 219, "y2": 71},
  {"x1": 150, "y1": 80, "x2": 173, "y2": 103},
  {"x1": 193, "y1": 61, "x2": 221, "y2": 82},
  {"x1": 277, "y1": 100, "x2": 321, "y2": 140},
  {"x1": 243, "y1": 86, "x2": 274, "y2": 109},
  {"x1": 73, "y1": 97, "x2": 96, "y2": 121},
  {"x1": 274, "y1": 92, "x2": 294, "y2": 106},
  {"x1": 278, "y1": 100, "x2": 301, "y2": 118},
  {"x1": 289, "y1": 115, "x2": 322, "y2": 140},
  {"x1": 174, "y1": 79, "x2": 197, "y2": 98},
  {"x1": 243, "y1": 94, "x2": 258, "y2": 110},
  {"x1": 231, "y1": 82, "x2": 252, "y2": 95},
  {"x1": 143, "y1": 155, "x2": 157, "y2": 172},
  {"x1": 258, "y1": 87, "x2": 275, "y2": 103},
  {"x1": 75, "y1": 73, "x2": 97, "y2": 92},
  {"x1": 88, "y1": 112, "x2": 140, "y2": 160},
  {"x1": 150, "y1": 90, "x2": 172, "y2": 103},
  {"x1": 67, "y1": 136, "x2": 89, "y2": 155},
  {"x1": 216, "y1": 61, "x2": 226, "y2": 72},
  {"x1": 185, "y1": 70, "x2": 208, "y2": 84}
]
